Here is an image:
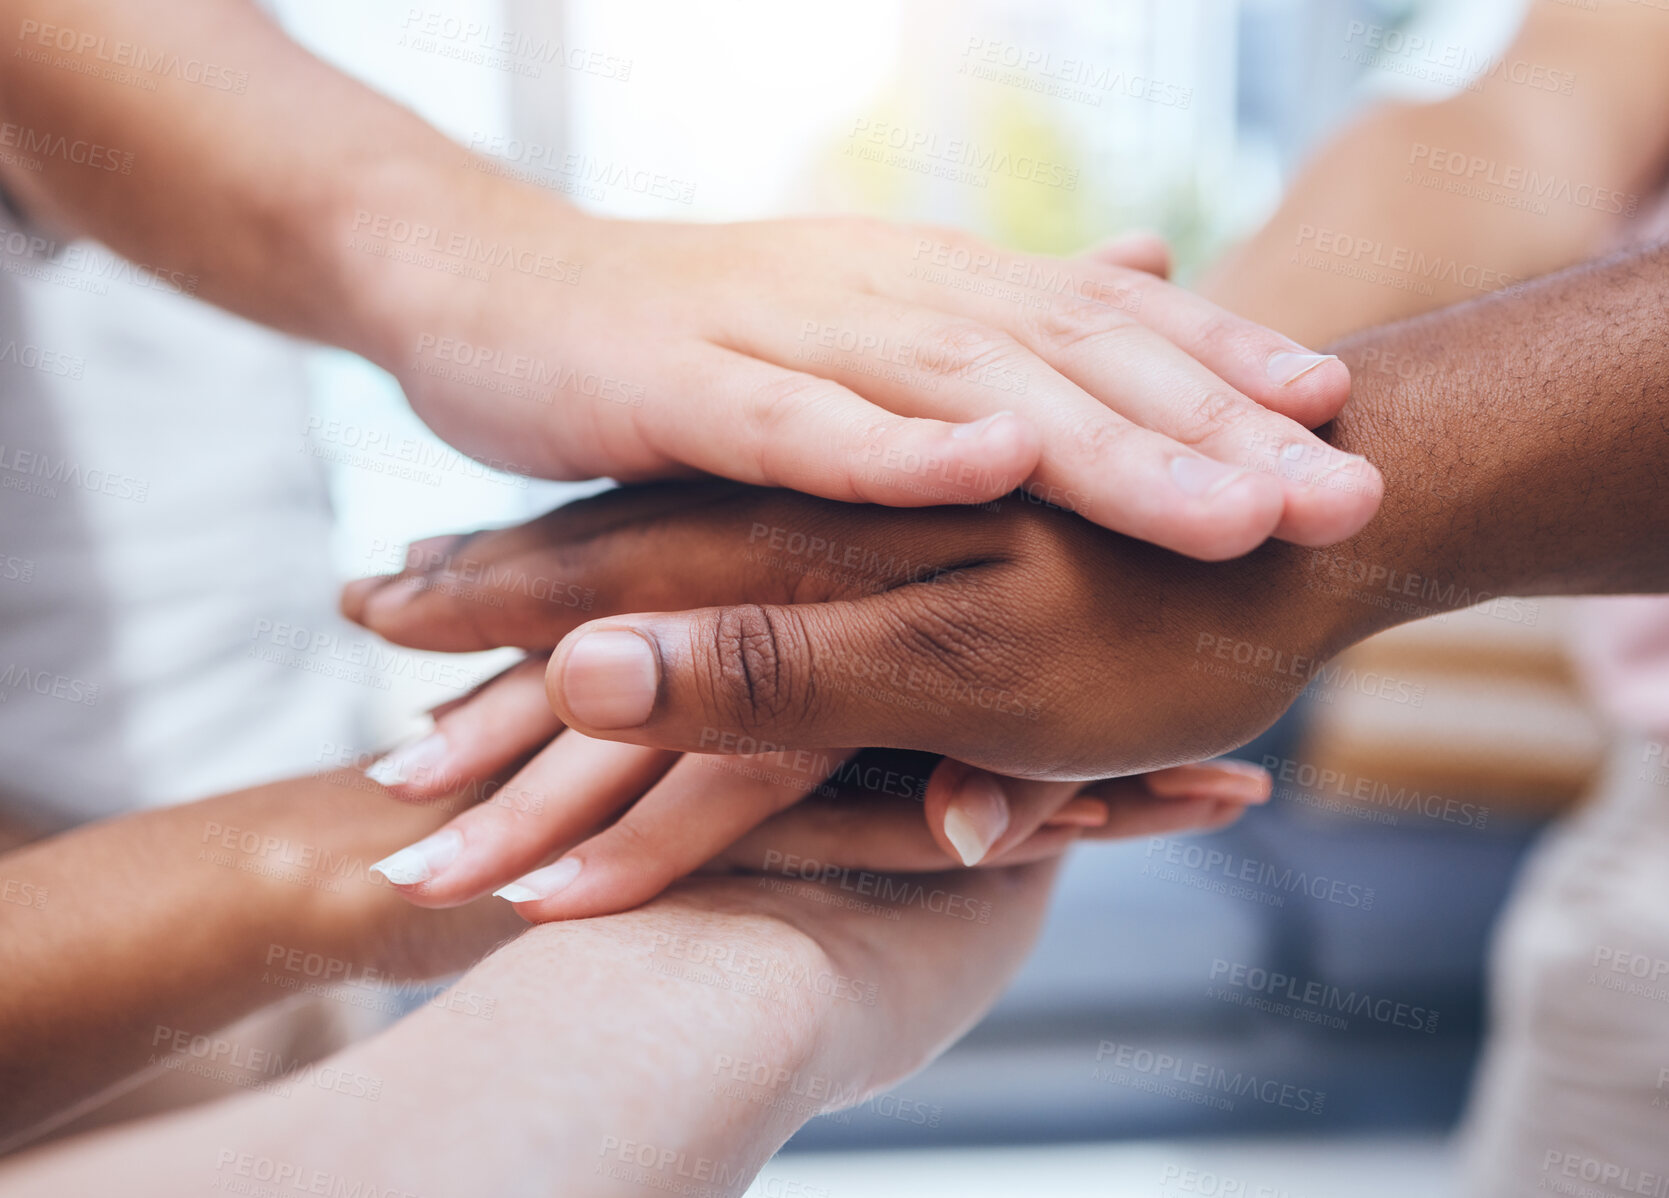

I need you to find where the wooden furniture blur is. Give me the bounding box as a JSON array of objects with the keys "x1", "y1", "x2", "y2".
[{"x1": 1294, "y1": 599, "x2": 1608, "y2": 821}]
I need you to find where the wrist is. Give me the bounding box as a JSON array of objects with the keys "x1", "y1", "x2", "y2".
[{"x1": 326, "y1": 148, "x2": 595, "y2": 376}]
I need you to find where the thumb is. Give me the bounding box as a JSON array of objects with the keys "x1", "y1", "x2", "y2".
[{"x1": 543, "y1": 591, "x2": 1014, "y2": 762}]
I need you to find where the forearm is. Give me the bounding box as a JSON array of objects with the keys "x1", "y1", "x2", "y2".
[
  {"x1": 1280, "y1": 242, "x2": 1669, "y2": 657},
  {"x1": 0, "y1": 0, "x2": 576, "y2": 369},
  {"x1": 1201, "y1": 3, "x2": 1669, "y2": 343},
  {"x1": 0, "y1": 771, "x2": 476, "y2": 1143}
]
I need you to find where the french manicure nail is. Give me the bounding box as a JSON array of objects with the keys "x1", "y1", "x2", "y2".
[
  {"x1": 1170, "y1": 455, "x2": 1248, "y2": 499},
  {"x1": 365, "y1": 731, "x2": 449, "y2": 789},
  {"x1": 1266, "y1": 351, "x2": 1337, "y2": 386},
  {"x1": 942, "y1": 774, "x2": 1011, "y2": 866},
  {"x1": 560, "y1": 630, "x2": 658, "y2": 729},
  {"x1": 495, "y1": 857, "x2": 581, "y2": 903},
  {"x1": 951, "y1": 410, "x2": 1017, "y2": 440},
  {"x1": 369, "y1": 828, "x2": 462, "y2": 887}
]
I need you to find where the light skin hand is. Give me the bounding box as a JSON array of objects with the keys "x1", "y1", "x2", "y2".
[
  {"x1": 363, "y1": 716, "x2": 1271, "y2": 922},
  {"x1": 0, "y1": 0, "x2": 1377, "y2": 559}
]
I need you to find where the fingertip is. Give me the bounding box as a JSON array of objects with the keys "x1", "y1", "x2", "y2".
[
  {"x1": 1165, "y1": 466, "x2": 1286, "y2": 561},
  {"x1": 1261, "y1": 348, "x2": 1351, "y2": 408},
  {"x1": 1146, "y1": 760, "x2": 1272, "y2": 805},
  {"x1": 340, "y1": 574, "x2": 396, "y2": 624},
  {"x1": 944, "y1": 411, "x2": 1042, "y2": 499},
  {"x1": 1272, "y1": 453, "x2": 1386, "y2": 547}
]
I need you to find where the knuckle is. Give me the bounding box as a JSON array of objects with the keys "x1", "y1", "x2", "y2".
[
  {"x1": 704, "y1": 604, "x2": 817, "y2": 731},
  {"x1": 1066, "y1": 412, "x2": 1138, "y2": 465},
  {"x1": 741, "y1": 372, "x2": 863, "y2": 484},
  {"x1": 886, "y1": 589, "x2": 1006, "y2": 689},
  {"x1": 1027, "y1": 297, "x2": 1139, "y2": 355},
  {"x1": 914, "y1": 321, "x2": 1024, "y2": 383},
  {"x1": 1173, "y1": 388, "x2": 1261, "y2": 447}
]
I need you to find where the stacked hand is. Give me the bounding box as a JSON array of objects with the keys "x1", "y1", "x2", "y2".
[
  {"x1": 340, "y1": 483, "x2": 1350, "y2": 923},
  {"x1": 387, "y1": 205, "x2": 1378, "y2": 560}
]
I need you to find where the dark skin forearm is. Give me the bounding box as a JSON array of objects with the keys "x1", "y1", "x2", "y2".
[
  {"x1": 0, "y1": 772, "x2": 508, "y2": 1147},
  {"x1": 1307, "y1": 242, "x2": 1669, "y2": 649}
]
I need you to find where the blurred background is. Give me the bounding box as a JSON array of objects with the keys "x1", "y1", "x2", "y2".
[{"x1": 275, "y1": 0, "x2": 1598, "y2": 1192}]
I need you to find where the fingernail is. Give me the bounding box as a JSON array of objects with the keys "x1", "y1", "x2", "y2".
[
  {"x1": 1157, "y1": 762, "x2": 1272, "y2": 803},
  {"x1": 1266, "y1": 351, "x2": 1337, "y2": 386},
  {"x1": 495, "y1": 857, "x2": 581, "y2": 903},
  {"x1": 369, "y1": 828, "x2": 462, "y2": 887},
  {"x1": 365, "y1": 732, "x2": 449, "y2": 790},
  {"x1": 951, "y1": 410, "x2": 1016, "y2": 440},
  {"x1": 942, "y1": 774, "x2": 1010, "y2": 866},
  {"x1": 560, "y1": 630, "x2": 658, "y2": 729},
  {"x1": 1043, "y1": 797, "x2": 1110, "y2": 829},
  {"x1": 1170, "y1": 455, "x2": 1248, "y2": 499}
]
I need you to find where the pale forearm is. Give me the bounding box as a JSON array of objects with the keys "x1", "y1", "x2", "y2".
[
  {"x1": 0, "y1": 0, "x2": 575, "y2": 369},
  {"x1": 0, "y1": 864, "x2": 1057, "y2": 1195},
  {"x1": 0, "y1": 891, "x2": 849, "y2": 1198}
]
